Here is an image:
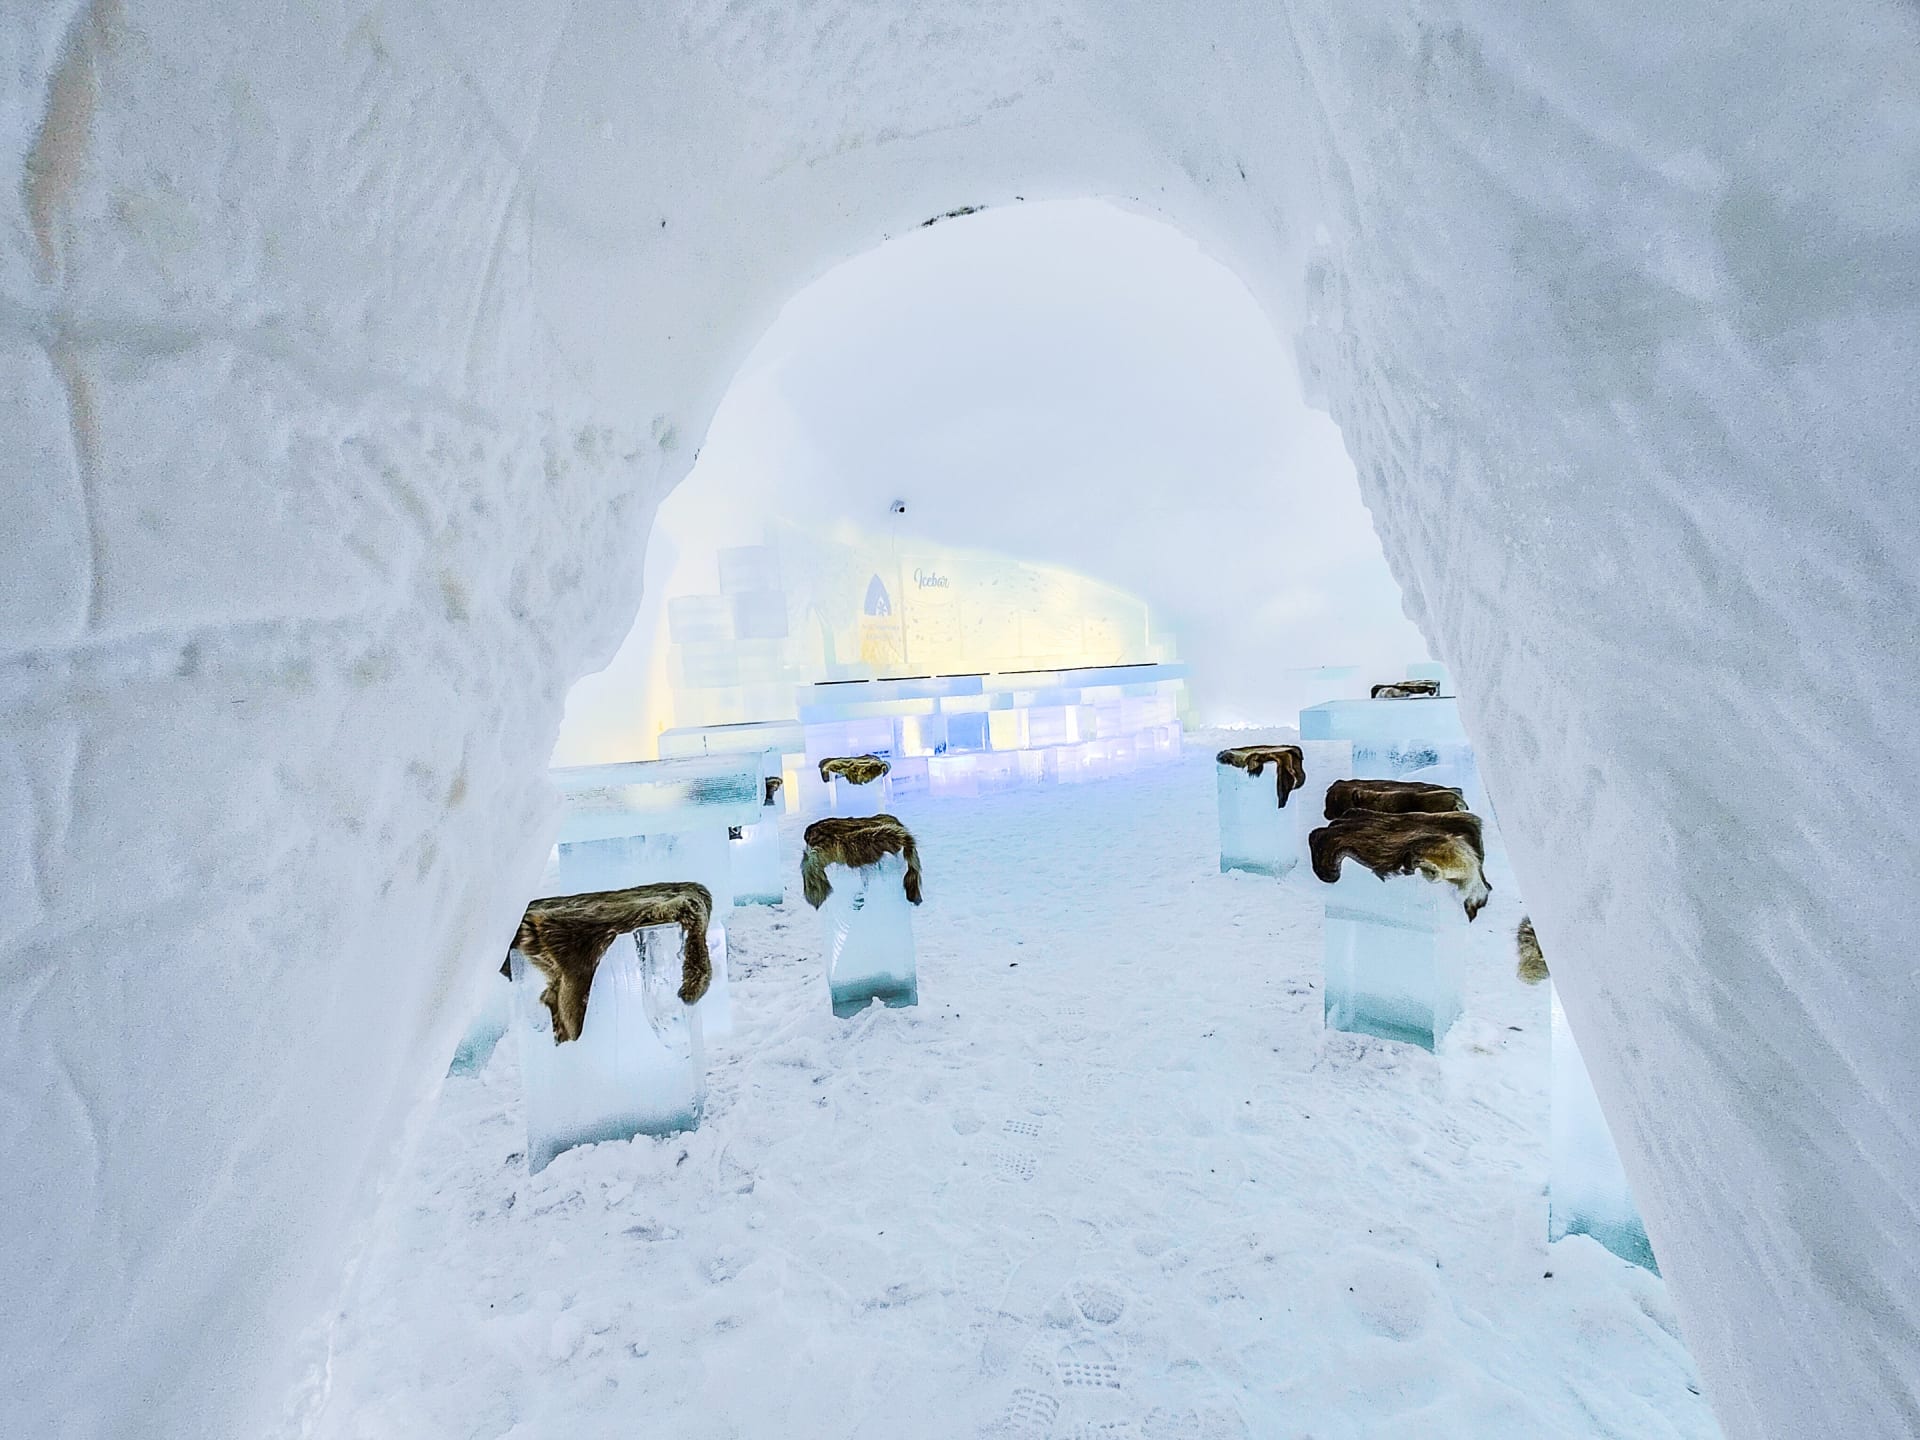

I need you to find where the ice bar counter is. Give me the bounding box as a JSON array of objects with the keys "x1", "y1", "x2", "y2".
[
  {"x1": 1551, "y1": 985, "x2": 1658, "y2": 1271},
  {"x1": 510, "y1": 922, "x2": 706, "y2": 1173}
]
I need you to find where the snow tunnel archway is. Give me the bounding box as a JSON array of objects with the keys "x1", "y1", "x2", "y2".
[{"x1": 3, "y1": 4, "x2": 1915, "y2": 1438}]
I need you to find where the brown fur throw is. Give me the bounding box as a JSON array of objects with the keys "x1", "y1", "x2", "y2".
[
  {"x1": 1371, "y1": 680, "x2": 1440, "y2": 699},
  {"x1": 818, "y1": 754, "x2": 891, "y2": 786},
  {"x1": 1323, "y1": 778, "x2": 1467, "y2": 820},
  {"x1": 501, "y1": 882, "x2": 713, "y2": 1043},
  {"x1": 1308, "y1": 811, "x2": 1491, "y2": 920},
  {"x1": 764, "y1": 774, "x2": 784, "y2": 806},
  {"x1": 1516, "y1": 915, "x2": 1548, "y2": 985},
  {"x1": 800, "y1": 814, "x2": 924, "y2": 909},
  {"x1": 1214, "y1": 744, "x2": 1307, "y2": 807}
]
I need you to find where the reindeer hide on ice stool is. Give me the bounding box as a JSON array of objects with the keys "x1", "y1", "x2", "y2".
[
  {"x1": 1214, "y1": 744, "x2": 1307, "y2": 807},
  {"x1": 1323, "y1": 777, "x2": 1467, "y2": 820},
  {"x1": 1309, "y1": 810, "x2": 1491, "y2": 920},
  {"x1": 800, "y1": 814, "x2": 924, "y2": 909},
  {"x1": 502, "y1": 882, "x2": 714, "y2": 1043}
]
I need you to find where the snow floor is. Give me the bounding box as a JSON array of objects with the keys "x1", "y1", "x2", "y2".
[{"x1": 314, "y1": 736, "x2": 1719, "y2": 1440}]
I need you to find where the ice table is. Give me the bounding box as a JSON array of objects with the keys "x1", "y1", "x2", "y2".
[
  {"x1": 548, "y1": 756, "x2": 762, "y2": 1035},
  {"x1": 1319, "y1": 863, "x2": 1468, "y2": 1051},
  {"x1": 510, "y1": 921, "x2": 706, "y2": 1173},
  {"x1": 1215, "y1": 745, "x2": 1305, "y2": 877},
  {"x1": 729, "y1": 784, "x2": 785, "y2": 906},
  {"x1": 1551, "y1": 985, "x2": 1659, "y2": 1271},
  {"x1": 802, "y1": 817, "x2": 922, "y2": 1017},
  {"x1": 1300, "y1": 698, "x2": 1482, "y2": 813}
]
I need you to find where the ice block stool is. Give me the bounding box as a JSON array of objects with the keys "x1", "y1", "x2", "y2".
[
  {"x1": 505, "y1": 882, "x2": 714, "y2": 1173},
  {"x1": 448, "y1": 969, "x2": 514, "y2": 1075},
  {"x1": 730, "y1": 775, "x2": 786, "y2": 906},
  {"x1": 820, "y1": 753, "x2": 893, "y2": 817},
  {"x1": 801, "y1": 815, "x2": 924, "y2": 1017},
  {"x1": 1308, "y1": 810, "x2": 1490, "y2": 1051},
  {"x1": 1215, "y1": 744, "x2": 1307, "y2": 876},
  {"x1": 1551, "y1": 983, "x2": 1659, "y2": 1271}
]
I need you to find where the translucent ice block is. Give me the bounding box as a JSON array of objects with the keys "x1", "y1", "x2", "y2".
[
  {"x1": 1322, "y1": 864, "x2": 1467, "y2": 1052},
  {"x1": 552, "y1": 756, "x2": 763, "y2": 843},
  {"x1": 1551, "y1": 985, "x2": 1658, "y2": 1271},
  {"x1": 897, "y1": 712, "x2": 949, "y2": 757},
  {"x1": 448, "y1": 971, "x2": 513, "y2": 1075},
  {"x1": 511, "y1": 923, "x2": 706, "y2": 1173},
  {"x1": 1294, "y1": 739, "x2": 1354, "y2": 836},
  {"x1": 1027, "y1": 705, "x2": 1080, "y2": 748},
  {"x1": 976, "y1": 752, "x2": 1020, "y2": 793},
  {"x1": 1298, "y1": 697, "x2": 1467, "y2": 747},
  {"x1": 987, "y1": 708, "x2": 1030, "y2": 752},
  {"x1": 729, "y1": 590, "x2": 789, "y2": 640},
  {"x1": 888, "y1": 755, "x2": 930, "y2": 797},
  {"x1": 552, "y1": 827, "x2": 732, "y2": 906},
  {"x1": 729, "y1": 818, "x2": 783, "y2": 905},
  {"x1": 717, "y1": 544, "x2": 782, "y2": 595},
  {"x1": 1217, "y1": 762, "x2": 1298, "y2": 876},
  {"x1": 831, "y1": 772, "x2": 892, "y2": 817},
  {"x1": 928, "y1": 752, "x2": 979, "y2": 799},
  {"x1": 803, "y1": 717, "x2": 895, "y2": 767},
  {"x1": 945, "y1": 711, "x2": 990, "y2": 752},
  {"x1": 667, "y1": 594, "x2": 732, "y2": 644},
  {"x1": 817, "y1": 853, "x2": 919, "y2": 1017}
]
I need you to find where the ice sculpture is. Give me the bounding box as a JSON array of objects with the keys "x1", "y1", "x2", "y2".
[
  {"x1": 1318, "y1": 861, "x2": 1468, "y2": 1051},
  {"x1": 1215, "y1": 745, "x2": 1306, "y2": 877},
  {"x1": 1552, "y1": 985, "x2": 1658, "y2": 1271},
  {"x1": 801, "y1": 816, "x2": 924, "y2": 1016},
  {"x1": 510, "y1": 924, "x2": 706, "y2": 1173},
  {"x1": 447, "y1": 972, "x2": 513, "y2": 1075}
]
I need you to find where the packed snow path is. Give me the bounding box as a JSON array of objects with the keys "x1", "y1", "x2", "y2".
[{"x1": 317, "y1": 744, "x2": 1716, "y2": 1439}]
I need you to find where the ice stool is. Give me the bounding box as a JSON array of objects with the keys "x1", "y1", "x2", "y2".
[
  {"x1": 447, "y1": 968, "x2": 513, "y2": 1075},
  {"x1": 1215, "y1": 744, "x2": 1307, "y2": 876},
  {"x1": 1307, "y1": 810, "x2": 1490, "y2": 1052},
  {"x1": 800, "y1": 815, "x2": 924, "y2": 1017},
  {"x1": 505, "y1": 882, "x2": 714, "y2": 1173},
  {"x1": 730, "y1": 774, "x2": 786, "y2": 906},
  {"x1": 819, "y1": 753, "x2": 893, "y2": 817},
  {"x1": 1551, "y1": 981, "x2": 1659, "y2": 1271}
]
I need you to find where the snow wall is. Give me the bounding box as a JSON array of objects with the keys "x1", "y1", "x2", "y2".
[{"x1": 3, "y1": 3, "x2": 1915, "y2": 1437}]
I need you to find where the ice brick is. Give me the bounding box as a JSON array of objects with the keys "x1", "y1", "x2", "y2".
[
  {"x1": 817, "y1": 853, "x2": 919, "y2": 1017},
  {"x1": 1321, "y1": 864, "x2": 1467, "y2": 1052},
  {"x1": 552, "y1": 756, "x2": 763, "y2": 842},
  {"x1": 667, "y1": 594, "x2": 732, "y2": 644},
  {"x1": 1551, "y1": 985, "x2": 1659, "y2": 1271},
  {"x1": 831, "y1": 772, "x2": 892, "y2": 817},
  {"x1": 945, "y1": 711, "x2": 990, "y2": 752},
  {"x1": 448, "y1": 972, "x2": 513, "y2": 1075},
  {"x1": 928, "y1": 752, "x2": 979, "y2": 799},
  {"x1": 729, "y1": 813, "x2": 783, "y2": 905},
  {"x1": 1298, "y1": 697, "x2": 1467, "y2": 747},
  {"x1": 511, "y1": 924, "x2": 706, "y2": 1173},
  {"x1": 1217, "y1": 760, "x2": 1299, "y2": 877},
  {"x1": 897, "y1": 712, "x2": 949, "y2": 757},
  {"x1": 717, "y1": 544, "x2": 782, "y2": 595}
]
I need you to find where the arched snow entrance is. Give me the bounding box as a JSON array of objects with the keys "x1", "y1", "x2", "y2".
[{"x1": 3, "y1": 5, "x2": 1914, "y2": 1438}]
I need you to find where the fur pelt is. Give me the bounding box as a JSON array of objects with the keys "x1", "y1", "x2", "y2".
[
  {"x1": 1214, "y1": 744, "x2": 1307, "y2": 807},
  {"x1": 1322, "y1": 777, "x2": 1467, "y2": 820},
  {"x1": 764, "y1": 775, "x2": 784, "y2": 806},
  {"x1": 1308, "y1": 811, "x2": 1491, "y2": 920},
  {"x1": 1516, "y1": 916, "x2": 1549, "y2": 985},
  {"x1": 818, "y1": 754, "x2": 891, "y2": 786},
  {"x1": 501, "y1": 882, "x2": 714, "y2": 1044},
  {"x1": 1371, "y1": 679, "x2": 1440, "y2": 699},
  {"x1": 800, "y1": 814, "x2": 924, "y2": 909}
]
